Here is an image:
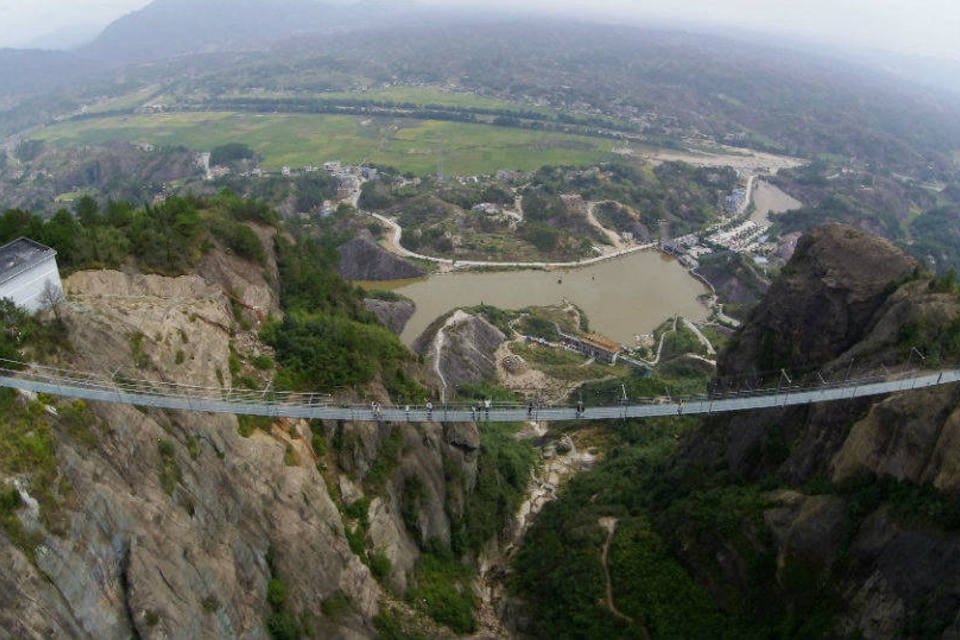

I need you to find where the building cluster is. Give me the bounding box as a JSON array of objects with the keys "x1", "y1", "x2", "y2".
[
  {"x1": 660, "y1": 177, "x2": 783, "y2": 270},
  {"x1": 706, "y1": 220, "x2": 767, "y2": 252},
  {"x1": 723, "y1": 187, "x2": 749, "y2": 214}
]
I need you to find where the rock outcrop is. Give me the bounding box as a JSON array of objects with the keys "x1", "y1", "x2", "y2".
[
  {"x1": 700, "y1": 224, "x2": 951, "y2": 484},
  {"x1": 684, "y1": 223, "x2": 960, "y2": 639},
  {"x1": 719, "y1": 223, "x2": 917, "y2": 378},
  {"x1": 414, "y1": 310, "x2": 506, "y2": 401},
  {"x1": 363, "y1": 298, "x2": 415, "y2": 335},
  {"x1": 0, "y1": 247, "x2": 479, "y2": 639},
  {"x1": 337, "y1": 231, "x2": 425, "y2": 281},
  {"x1": 696, "y1": 250, "x2": 770, "y2": 307}
]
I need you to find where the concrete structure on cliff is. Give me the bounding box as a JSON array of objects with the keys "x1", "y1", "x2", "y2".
[{"x1": 0, "y1": 237, "x2": 63, "y2": 313}]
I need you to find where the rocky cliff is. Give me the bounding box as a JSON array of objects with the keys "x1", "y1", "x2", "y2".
[
  {"x1": 413, "y1": 310, "x2": 506, "y2": 402},
  {"x1": 508, "y1": 223, "x2": 960, "y2": 640},
  {"x1": 0, "y1": 236, "x2": 505, "y2": 639},
  {"x1": 689, "y1": 223, "x2": 960, "y2": 638},
  {"x1": 337, "y1": 231, "x2": 425, "y2": 282},
  {"x1": 363, "y1": 298, "x2": 415, "y2": 336}
]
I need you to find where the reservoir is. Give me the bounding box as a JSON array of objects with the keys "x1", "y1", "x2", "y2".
[{"x1": 374, "y1": 250, "x2": 711, "y2": 346}]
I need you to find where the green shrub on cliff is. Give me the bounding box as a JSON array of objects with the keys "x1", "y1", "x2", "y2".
[
  {"x1": 0, "y1": 193, "x2": 275, "y2": 276},
  {"x1": 264, "y1": 235, "x2": 424, "y2": 400},
  {"x1": 407, "y1": 548, "x2": 476, "y2": 634}
]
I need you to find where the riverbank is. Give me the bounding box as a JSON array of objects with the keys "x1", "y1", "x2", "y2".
[
  {"x1": 392, "y1": 250, "x2": 711, "y2": 345},
  {"x1": 371, "y1": 211, "x2": 657, "y2": 272}
]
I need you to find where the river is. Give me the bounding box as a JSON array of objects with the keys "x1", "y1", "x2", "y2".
[{"x1": 365, "y1": 250, "x2": 711, "y2": 346}]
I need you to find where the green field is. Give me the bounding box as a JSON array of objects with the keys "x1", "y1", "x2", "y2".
[
  {"x1": 33, "y1": 112, "x2": 618, "y2": 175},
  {"x1": 85, "y1": 85, "x2": 163, "y2": 114},
  {"x1": 243, "y1": 86, "x2": 556, "y2": 115}
]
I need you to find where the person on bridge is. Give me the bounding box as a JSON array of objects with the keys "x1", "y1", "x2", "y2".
[
  {"x1": 484, "y1": 398, "x2": 491, "y2": 420},
  {"x1": 576, "y1": 399, "x2": 584, "y2": 417},
  {"x1": 677, "y1": 399, "x2": 685, "y2": 416},
  {"x1": 426, "y1": 401, "x2": 433, "y2": 420},
  {"x1": 527, "y1": 400, "x2": 534, "y2": 418}
]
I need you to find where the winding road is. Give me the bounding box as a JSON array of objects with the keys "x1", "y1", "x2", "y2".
[{"x1": 370, "y1": 211, "x2": 656, "y2": 270}]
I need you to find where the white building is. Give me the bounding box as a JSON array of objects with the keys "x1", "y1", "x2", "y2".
[{"x1": 0, "y1": 238, "x2": 64, "y2": 313}]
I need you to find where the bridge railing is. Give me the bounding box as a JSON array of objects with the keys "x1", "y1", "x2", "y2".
[{"x1": 0, "y1": 356, "x2": 953, "y2": 417}]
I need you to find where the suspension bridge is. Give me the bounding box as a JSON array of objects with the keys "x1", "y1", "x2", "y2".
[{"x1": 1, "y1": 358, "x2": 957, "y2": 424}]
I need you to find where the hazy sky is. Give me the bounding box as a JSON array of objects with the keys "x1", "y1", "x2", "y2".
[
  {"x1": 0, "y1": 0, "x2": 958, "y2": 60},
  {"x1": 0, "y1": 0, "x2": 151, "y2": 46}
]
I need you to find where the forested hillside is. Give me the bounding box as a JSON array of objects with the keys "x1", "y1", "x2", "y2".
[{"x1": 510, "y1": 225, "x2": 960, "y2": 639}]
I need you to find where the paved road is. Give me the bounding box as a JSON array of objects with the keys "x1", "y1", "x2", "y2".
[
  {"x1": 1, "y1": 367, "x2": 956, "y2": 424},
  {"x1": 370, "y1": 211, "x2": 657, "y2": 269}
]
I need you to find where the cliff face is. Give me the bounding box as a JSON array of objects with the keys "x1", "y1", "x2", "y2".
[
  {"x1": 337, "y1": 232, "x2": 425, "y2": 282},
  {"x1": 0, "y1": 241, "x2": 482, "y2": 639},
  {"x1": 363, "y1": 298, "x2": 415, "y2": 336},
  {"x1": 414, "y1": 310, "x2": 506, "y2": 401},
  {"x1": 687, "y1": 223, "x2": 960, "y2": 638},
  {"x1": 703, "y1": 223, "x2": 960, "y2": 486},
  {"x1": 719, "y1": 223, "x2": 918, "y2": 378}
]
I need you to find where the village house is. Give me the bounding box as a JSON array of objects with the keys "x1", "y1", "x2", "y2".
[{"x1": 559, "y1": 331, "x2": 622, "y2": 364}]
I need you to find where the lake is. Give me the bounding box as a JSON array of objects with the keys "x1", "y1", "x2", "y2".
[{"x1": 368, "y1": 250, "x2": 711, "y2": 346}]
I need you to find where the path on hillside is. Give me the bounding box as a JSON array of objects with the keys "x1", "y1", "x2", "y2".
[
  {"x1": 586, "y1": 201, "x2": 627, "y2": 250},
  {"x1": 370, "y1": 211, "x2": 656, "y2": 270},
  {"x1": 631, "y1": 315, "x2": 679, "y2": 368},
  {"x1": 599, "y1": 517, "x2": 642, "y2": 631},
  {"x1": 683, "y1": 318, "x2": 716, "y2": 356},
  {"x1": 737, "y1": 174, "x2": 757, "y2": 217}
]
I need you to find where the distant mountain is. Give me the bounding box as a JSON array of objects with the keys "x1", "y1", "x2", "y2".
[
  {"x1": 253, "y1": 21, "x2": 960, "y2": 176},
  {"x1": 79, "y1": 0, "x2": 412, "y2": 64},
  {"x1": 0, "y1": 49, "x2": 103, "y2": 94},
  {"x1": 24, "y1": 24, "x2": 103, "y2": 51},
  {"x1": 859, "y1": 52, "x2": 960, "y2": 99}
]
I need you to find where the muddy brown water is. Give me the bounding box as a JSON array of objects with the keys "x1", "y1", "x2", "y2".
[
  {"x1": 361, "y1": 250, "x2": 710, "y2": 346},
  {"x1": 751, "y1": 180, "x2": 803, "y2": 225}
]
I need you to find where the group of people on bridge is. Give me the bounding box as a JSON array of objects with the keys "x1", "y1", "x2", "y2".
[{"x1": 367, "y1": 397, "x2": 589, "y2": 423}]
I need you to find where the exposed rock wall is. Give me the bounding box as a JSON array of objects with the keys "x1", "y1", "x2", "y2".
[
  {"x1": 364, "y1": 298, "x2": 415, "y2": 335},
  {"x1": 719, "y1": 223, "x2": 917, "y2": 378},
  {"x1": 0, "y1": 249, "x2": 477, "y2": 639},
  {"x1": 684, "y1": 223, "x2": 960, "y2": 639},
  {"x1": 415, "y1": 310, "x2": 506, "y2": 401},
  {"x1": 337, "y1": 231, "x2": 425, "y2": 282}
]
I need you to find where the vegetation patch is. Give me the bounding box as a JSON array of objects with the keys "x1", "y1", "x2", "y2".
[
  {"x1": 263, "y1": 236, "x2": 424, "y2": 401},
  {"x1": 407, "y1": 547, "x2": 477, "y2": 634},
  {"x1": 510, "y1": 342, "x2": 624, "y2": 382},
  {"x1": 157, "y1": 440, "x2": 181, "y2": 495},
  {"x1": 34, "y1": 112, "x2": 617, "y2": 176},
  {"x1": 373, "y1": 603, "x2": 427, "y2": 640},
  {"x1": 365, "y1": 430, "x2": 405, "y2": 492},
  {"x1": 128, "y1": 331, "x2": 149, "y2": 369},
  {"x1": 265, "y1": 547, "x2": 302, "y2": 640},
  {"x1": 0, "y1": 386, "x2": 98, "y2": 548},
  {"x1": 453, "y1": 422, "x2": 536, "y2": 553},
  {"x1": 237, "y1": 415, "x2": 272, "y2": 437},
  {"x1": 0, "y1": 191, "x2": 276, "y2": 278},
  {"x1": 342, "y1": 496, "x2": 371, "y2": 559}
]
